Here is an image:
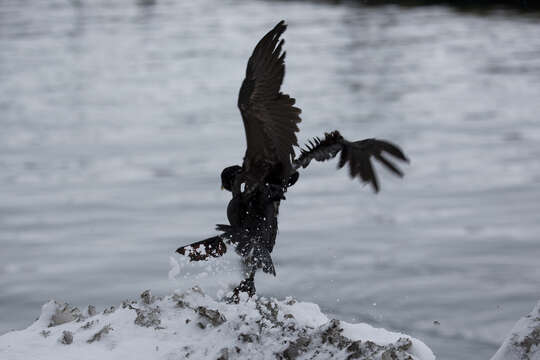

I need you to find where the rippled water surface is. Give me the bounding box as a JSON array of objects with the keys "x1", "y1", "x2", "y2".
[{"x1": 1, "y1": 1, "x2": 540, "y2": 358}]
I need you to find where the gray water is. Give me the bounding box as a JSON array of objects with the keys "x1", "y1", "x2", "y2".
[{"x1": 1, "y1": 1, "x2": 540, "y2": 359}]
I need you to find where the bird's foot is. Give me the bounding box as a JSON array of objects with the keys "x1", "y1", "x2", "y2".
[{"x1": 226, "y1": 277, "x2": 256, "y2": 304}]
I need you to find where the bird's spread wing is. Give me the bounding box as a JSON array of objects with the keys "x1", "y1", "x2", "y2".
[
  {"x1": 294, "y1": 130, "x2": 409, "y2": 192},
  {"x1": 238, "y1": 20, "x2": 301, "y2": 179}
]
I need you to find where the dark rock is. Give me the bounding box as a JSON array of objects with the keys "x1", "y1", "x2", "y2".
[
  {"x1": 134, "y1": 306, "x2": 161, "y2": 328},
  {"x1": 102, "y1": 306, "x2": 116, "y2": 315},
  {"x1": 59, "y1": 330, "x2": 73, "y2": 345},
  {"x1": 515, "y1": 326, "x2": 539, "y2": 355},
  {"x1": 282, "y1": 336, "x2": 310, "y2": 360},
  {"x1": 81, "y1": 320, "x2": 97, "y2": 330},
  {"x1": 238, "y1": 333, "x2": 259, "y2": 343},
  {"x1": 196, "y1": 306, "x2": 226, "y2": 327},
  {"x1": 87, "y1": 325, "x2": 112, "y2": 343},
  {"x1": 140, "y1": 290, "x2": 154, "y2": 305},
  {"x1": 320, "y1": 320, "x2": 351, "y2": 350}
]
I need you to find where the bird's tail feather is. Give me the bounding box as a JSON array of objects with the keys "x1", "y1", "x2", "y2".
[
  {"x1": 251, "y1": 245, "x2": 276, "y2": 276},
  {"x1": 176, "y1": 236, "x2": 227, "y2": 262}
]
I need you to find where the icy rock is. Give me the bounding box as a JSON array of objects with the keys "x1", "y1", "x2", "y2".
[
  {"x1": 102, "y1": 306, "x2": 116, "y2": 315},
  {"x1": 491, "y1": 300, "x2": 540, "y2": 360},
  {"x1": 0, "y1": 286, "x2": 435, "y2": 360},
  {"x1": 80, "y1": 320, "x2": 97, "y2": 330},
  {"x1": 87, "y1": 325, "x2": 112, "y2": 344},
  {"x1": 196, "y1": 306, "x2": 226, "y2": 327},
  {"x1": 38, "y1": 301, "x2": 84, "y2": 328},
  {"x1": 59, "y1": 330, "x2": 73, "y2": 345},
  {"x1": 134, "y1": 306, "x2": 161, "y2": 328},
  {"x1": 141, "y1": 289, "x2": 155, "y2": 305}
]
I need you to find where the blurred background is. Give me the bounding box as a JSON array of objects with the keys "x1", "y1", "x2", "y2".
[{"x1": 1, "y1": 1, "x2": 540, "y2": 359}]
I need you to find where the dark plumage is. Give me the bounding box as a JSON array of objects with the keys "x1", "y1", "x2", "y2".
[
  {"x1": 237, "y1": 21, "x2": 301, "y2": 191},
  {"x1": 293, "y1": 130, "x2": 408, "y2": 193},
  {"x1": 176, "y1": 21, "x2": 409, "y2": 300}
]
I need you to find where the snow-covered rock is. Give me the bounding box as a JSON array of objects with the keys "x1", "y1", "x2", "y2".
[
  {"x1": 0, "y1": 287, "x2": 435, "y2": 360},
  {"x1": 491, "y1": 300, "x2": 540, "y2": 360}
]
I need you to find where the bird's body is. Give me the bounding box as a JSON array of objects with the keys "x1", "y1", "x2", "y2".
[
  {"x1": 176, "y1": 21, "x2": 409, "y2": 299},
  {"x1": 221, "y1": 182, "x2": 281, "y2": 274}
]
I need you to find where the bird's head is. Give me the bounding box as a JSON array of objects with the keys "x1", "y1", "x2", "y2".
[{"x1": 220, "y1": 165, "x2": 242, "y2": 192}]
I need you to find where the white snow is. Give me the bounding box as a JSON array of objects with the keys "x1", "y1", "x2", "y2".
[
  {"x1": 491, "y1": 300, "x2": 540, "y2": 360},
  {"x1": 0, "y1": 287, "x2": 435, "y2": 360},
  {"x1": 167, "y1": 256, "x2": 180, "y2": 281}
]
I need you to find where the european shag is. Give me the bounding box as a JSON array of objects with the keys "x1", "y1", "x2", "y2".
[{"x1": 176, "y1": 21, "x2": 408, "y2": 300}]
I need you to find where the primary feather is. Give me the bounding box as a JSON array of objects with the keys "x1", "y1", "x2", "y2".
[{"x1": 294, "y1": 130, "x2": 409, "y2": 192}]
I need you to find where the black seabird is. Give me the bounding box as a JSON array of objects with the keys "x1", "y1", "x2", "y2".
[{"x1": 176, "y1": 21, "x2": 408, "y2": 299}]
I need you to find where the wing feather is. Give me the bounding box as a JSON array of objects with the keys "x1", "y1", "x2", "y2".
[
  {"x1": 294, "y1": 131, "x2": 409, "y2": 192},
  {"x1": 238, "y1": 21, "x2": 302, "y2": 180}
]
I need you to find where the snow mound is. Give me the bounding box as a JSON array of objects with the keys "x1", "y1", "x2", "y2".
[
  {"x1": 0, "y1": 287, "x2": 435, "y2": 360},
  {"x1": 491, "y1": 300, "x2": 540, "y2": 360}
]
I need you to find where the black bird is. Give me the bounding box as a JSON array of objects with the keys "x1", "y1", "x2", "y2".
[{"x1": 176, "y1": 21, "x2": 408, "y2": 299}]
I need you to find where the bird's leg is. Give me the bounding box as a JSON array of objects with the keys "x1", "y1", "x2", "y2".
[{"x1": 227, "y1": 270, "x2": 256, "y2": 304}]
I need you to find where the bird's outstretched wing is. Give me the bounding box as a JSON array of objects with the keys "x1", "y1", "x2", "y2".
[
  {"x1": 294, "y1": 130, "x2": 409, "y2": 192},
  {"x1": 238, "y1": 20, "x2": 302, "y2": 181}
]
